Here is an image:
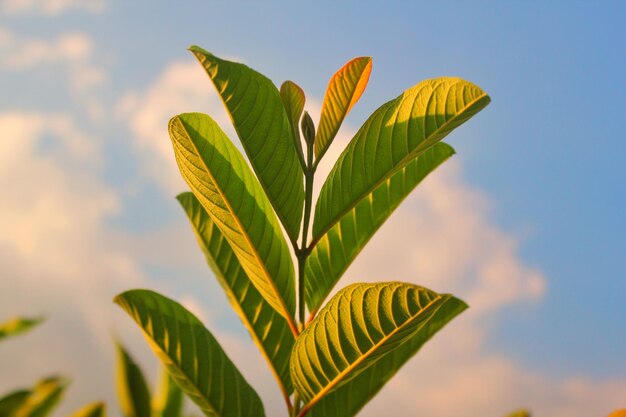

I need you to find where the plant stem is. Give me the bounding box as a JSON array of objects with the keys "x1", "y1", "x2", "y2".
[{"x1": 297, "y1": 137, "x2": 315, "y2": 328}]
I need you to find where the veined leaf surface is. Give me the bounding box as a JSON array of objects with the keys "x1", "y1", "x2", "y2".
[
  {"x1": 115, "y1": 290, "x2": 265, "y2": 417},
  {"x1": 169, "y1": 112, "x2": 296, "y2": 326},
  {"x1": 0, "y1": 316, "x2": 43, "y2": 341},
  {"x1": 305, "y1": 143, "x2": 454, "y2": 312},
  {"x1": 280, "y1": 81, "x2": 306, "y2": 170},
  {"x1": 190, "y1": 46, "x2": 304, "y2": 242},
  {"x1": 14, "y1": 376, "x2": 67, "y2": 417},
  {"x1": 116, "y1": 343, "x2": 151, "y2": 417},
  {"x1": 68, "y1": 402, "x2": 106, "y2": 417},
  {"x1": 291, "y1": 282, "x2": 466, "y2": 415},
  {"x1": 314, "y1": 57, "x2": 372, "y2": 162},
  {"x1": 306, "y1": 294, "x2": 466, "y2": 417},
  {"x1": 313, "y1": 77, "x2": 490, "y2": 241},
  {"x1": 178, "y1": 192, "x2": 294, "y2": 396},
  {"x1": 152, "y1": 369, "x2": 183, "y2": 417}
]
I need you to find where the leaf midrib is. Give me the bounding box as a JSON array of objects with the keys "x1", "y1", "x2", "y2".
[
  {"x1": 175, "y1": 116, "x2": 295, "y2": 330},
  {"x1": 188, "y1": 211, "x2": 292, "y2": 399},
  {"x1": 298, "y1": 294, "x2": 445, "y2": 415},
  {"x1": 311, "y1": 92, "x2": 489, "y2": 248}
]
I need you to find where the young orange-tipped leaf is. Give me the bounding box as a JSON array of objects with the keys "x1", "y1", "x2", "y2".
[{"x1": 314, "y1": 57, "x2": 372, "y2": 163}]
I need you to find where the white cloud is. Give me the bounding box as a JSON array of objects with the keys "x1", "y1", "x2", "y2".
[
  {"x1": 0, "y1": 29, "x2": 106, "y2": 93},
  {"x1": 0, "y1": 111, "x2": 148, "y2": 413},
  {"x1": 117, "y1": 60, "x2": 235, "y2": 193},
  {"x1": 0, "y1": 0, "x2": 104, "y2": 16}
]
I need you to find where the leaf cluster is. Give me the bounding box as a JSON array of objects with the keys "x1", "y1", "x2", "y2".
[{"x1": 115, "y1": 45, "x2": 490, "y2": 417}]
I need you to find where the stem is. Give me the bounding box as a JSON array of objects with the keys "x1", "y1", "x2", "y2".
[{"x1": 298, "y1": 138, "x2": 315, "y2": 327}]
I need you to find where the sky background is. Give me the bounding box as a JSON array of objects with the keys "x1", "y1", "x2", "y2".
[{"x1": 1, "y1": 1, "x2": 625, "y2": 416}]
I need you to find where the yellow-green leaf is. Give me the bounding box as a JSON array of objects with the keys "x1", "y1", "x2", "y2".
[
  {"x1": 306, "y1": 295, "x2": 466, "y2": 417},
  {"x1": 152, "y1": 369, "x2": 183, "y2": 417},
  {"x1": 314, "y1": 57, "x2": 372, "y2": 162},
  {"x1": 14, "y1": 376, "x2": 68, "y2": 417},
  {"x1": 190, "y1": 46, "x2": 304, "y2": 243},
  {"x1": 0, "y1": 390, "x2": 31, "y2": 416},
  {"x1": 0, "y1": 316, "x2": 43, "y2": 341},
  {"x1": 68, "y1": 402, "x2": 106, "y2": 417},
  {"x1": 169, "y1": 112, "x2": 296, "y2": 329},
  {"x1": 177, "y1": 192, "x2": 295, "y2": 397},
  {"x1": 313, "y1": 77, "x2": 490, "y2": 243},
  {"x1": 280, "y1": 81, "x2": 306, "y2": 170},
  {"x1": 291, "y1": 282, "x2": 466, "y2": 415},
  {"x1": 116, "y1": 343, "x2": 151, "y2": 417},
  {"x1": 115, "y1": 290, "x2": 265, "y2": 417},
  {"x1": 305, "y1": 143, "x2": 455, "y2": 313}
]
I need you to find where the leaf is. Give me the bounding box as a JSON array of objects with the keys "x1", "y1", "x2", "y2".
[
  {"x1": 505, "y1": 410, "x2": 531, "y2": 417},
  {"x1": 290, "y1": 282, "x2": 466, "y2": 415},
  {"x1": 313, "y1": 77, "x2": 490, "y2": 243},
  {"x1": 0, "y1": 390, "x2": 31, "y2": 416},
  {"x1": 305, "y1": 142, "x2": 455, "y2": 312},
  {"x1": 190, "y1": 46, "x2": 304, "y2": 242},
  {"x1": 0, "y1": 316, "x2": 43, "y2": 341},
  {"x1": 152, "y1": 369, "x2": 183, "y2": 417},
  {"x1": 314, "y1": 57, "x2": 372, "y2": 162},
  {"x1": 115, "y1": 290, "x2": 265, "y2": 417},
  {"x1": 177, "y1": 192, "x2": 294, "y2": 397},
  {"x1": 116, "y1": 343, "x2": 151, "y2": 417},
  {"x1": 280, "y1": 81, "x2": 306, "y2": 170},
  {"x1": 68, "y1": 402, "x2": 106, "y2": 417},
  {"x1": 14, "y1": 376, "x2": 68, "y2": 417},
  {"x1": 169, "y1": 112, "x2": 296, "y2": 328},
  {"x1": 306, "y1": 294, "x2": 466, "y2": 417}
]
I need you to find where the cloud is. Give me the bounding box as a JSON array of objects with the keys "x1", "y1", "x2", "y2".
[
  {"x1": 0, "y1": 111, "x2": 148, "y2": 412},
  {"x1": 117, "y1": 60, "x2": 235, "y2": 193},
  {"x1": 0, "y1": 0, "x2": 104, "y2": 16},
  {"x1": 0, "y1": 29, "x2": 106, "y2": 93}
]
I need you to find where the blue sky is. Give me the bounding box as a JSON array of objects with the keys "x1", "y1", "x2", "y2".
[{"x1": 1, "y1": 1, "x2": 624, "y2": 416}]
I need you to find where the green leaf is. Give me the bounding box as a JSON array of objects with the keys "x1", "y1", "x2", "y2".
[
  {"x1": 291, "y1": 282, "x2": 466, "y2": 415},
  {"x1": 169, "y1": 112, "x2": 296, "y2": 329},
  {"x1": 177, "y1": 192, "x2": 294, "y2": 397},
  {"x1": 313, "y1": 77, "x2": 490, "y2": 243},
  {"x1": 14, "y1": 376, "x2": 68, "y2": 417},
  {"x1": 306, "y1": 294, "x2": 466, "y2": 417},
  {"x1": 0, "y1": 316, "x2": 43, "y2": 341},
  {"x1": 190, "y1": 46, "x2": 304, "y2": 243},
  {"x1": 314, "y1": 57, "x2": 372, "y2": 162},
  {"x1": 305, "y1": 143, "x2": 455, "y2": 313},
  {"x1": 0, "y1": 390, "x2": 31, "y2": 416},
  {"x1": 152, "y1": 369, "x2": 183, "y2": 417},
  {"x1": 68, "y1": 402, "x2": 106, "y2": 417},
  {"x1": 280, "y1": 81, "x2": 306, "y2": 171},
  {"x1": 116, "y1": 343, "x2": 151, "y2": 417},
  {"x1": 115, "y1": 290, "x2": 265, "y2": 417}
]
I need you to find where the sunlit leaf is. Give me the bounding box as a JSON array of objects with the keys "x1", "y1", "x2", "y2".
[
  {"x1": 291, "y1": 282, "x2": 466, "y2": 415},
  {"x1": 68, "y1": 402, "x2": 106, "y2": 417},
  {"x1": 313, "y1": 77, "x2": 490, "y2": 244},
  {"x1": 115, "y1": 289, "x2": 265, "y2": 417},
  {"x1": 152, "y1": 369, "x2": 183, "y2": 417},
  {"x1": 190, "y1": 46, "x2": 304, "y2": 243},
  {"x1": 305, "y1": 143, "x2": 454, "y2": 312},
  {"x1": 0, "y1": 390, "x2": 31, "y2": 416},
  {"x1": 0, "y1": 317, "x2": 43, "y2": 341},
  {"x1": 280, "y1": 81, "x2": 306, "y2": 170},
  {"x1": 116, "y1": 343, "x2": 151, "y2": 417},
  {"x1": 314, "y1": 57, "x2": 372, "y2": 162},
  {"x1": 169, "y1": 112, "x2": 296, "y2": 328},
  {"x1": 177, "y1": 192, "x2": 294, "y2": 397},
  {"x1": 14, "y1": 376, "x2": 68, "y2": 417}
]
